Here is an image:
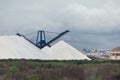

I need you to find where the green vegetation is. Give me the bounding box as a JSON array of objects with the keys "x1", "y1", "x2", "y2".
[{"x1": 0, "y1": 59, "x2": 120, "y2": 80}]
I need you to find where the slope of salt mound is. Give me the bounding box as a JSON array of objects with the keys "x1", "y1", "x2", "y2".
[
  {"x1": 0, "y1": 35, "x2": 50, "y2": 59},
  {"x1": 41, "y1": 46, "x2": 54, "y2": 60},
  {"x1": 50, "y1": 40, "x2": 91, "y2": 60}
]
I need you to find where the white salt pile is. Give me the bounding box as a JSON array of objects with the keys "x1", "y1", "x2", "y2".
[
  {"x1": 0, "y1": 35, "x2": 50, "y2": 59},
  {"x1": 0, "y1": 35, "x2": 90, "y2": 60},
  {"x1": 41, "y1": 46, "x2": 54, "y2": 59},
  {"x1": 42, "y1": 40, "x2": 91, "y2": 60}
]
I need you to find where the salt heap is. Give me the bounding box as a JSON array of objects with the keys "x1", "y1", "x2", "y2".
[
  {"x1": 42, "y1": 40, "x2": 91, "y2": 60},
  {"x1": 41, "y1": 46, "x2": 54, "y2": 59},
  {"x1": 0, "y1": 35, "x2": 90, "y2": 60},
  {"x1": 0, "y1": 35, "x2": 50, "y2": 59}
]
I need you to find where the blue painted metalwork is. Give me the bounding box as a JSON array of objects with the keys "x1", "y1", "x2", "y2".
[
  {"x1": 16, "y1": 30, "x2": 69, "y2": 49},
  {"x1": 36, "y1": 30, "x2": 46, "y2": 48}
]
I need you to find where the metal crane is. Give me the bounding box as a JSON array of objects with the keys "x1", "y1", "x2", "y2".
[{"x1": 16, "y1": 30, "x2": 69, "y2": 49}]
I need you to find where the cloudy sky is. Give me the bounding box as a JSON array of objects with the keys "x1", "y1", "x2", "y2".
[{"x1": 0, "y1": 0, "x2": 120, "y2": 49}]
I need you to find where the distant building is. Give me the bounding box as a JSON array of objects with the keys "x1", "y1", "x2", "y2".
[{"x1": 110, "y1": 47, "x2": 120, "y2": 60}]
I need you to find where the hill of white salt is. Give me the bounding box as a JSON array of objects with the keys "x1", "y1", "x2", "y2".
[
  {"x1": 41, "y1": 46, "x2": 54, "y2": 60},
  {"x1": 42, "y1": 40, "x2": 91, "y2": 60},
  {"x1": 0, "y1": 35, "x2": 50, "y2": 59}
]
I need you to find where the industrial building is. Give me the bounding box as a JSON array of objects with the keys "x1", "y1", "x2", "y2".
[{"x1": 109, "y1": 47, "x2": 120, "y2": 60}]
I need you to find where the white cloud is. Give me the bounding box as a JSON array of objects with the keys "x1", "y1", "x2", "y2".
[{"x1": 59, "y1": 2, "x2": 120, "y2": 32}]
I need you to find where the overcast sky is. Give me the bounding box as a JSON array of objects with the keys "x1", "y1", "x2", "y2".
[{"x1": 0, "y1": 0, "x2": 120, "y2": 49}]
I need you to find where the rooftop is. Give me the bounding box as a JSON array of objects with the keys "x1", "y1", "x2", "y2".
[{"x1": 111, "y1": 47, "x2": 120, "y2": 52}]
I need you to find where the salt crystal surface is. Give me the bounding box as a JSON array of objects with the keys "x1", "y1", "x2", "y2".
[
  {"x1": 0, "y1": 35, "x2": 90, "y2": 60},
  {"x1": 41, "y1": 46, "x2": 54, "y2": 60},
  {"x1": 0, "y1": 35, "x2": 50, "y2": 59},
  {"x1": 42, "y1": 40, "x2": 91, "y2": 60}
]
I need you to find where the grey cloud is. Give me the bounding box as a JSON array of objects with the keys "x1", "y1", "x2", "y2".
[{"x1": 0, "y1": 0, "x2": 120, "y2": 49}]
